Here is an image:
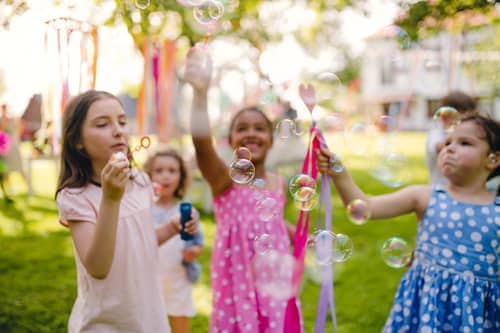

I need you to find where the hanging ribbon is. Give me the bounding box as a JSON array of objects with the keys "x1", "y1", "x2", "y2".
[
  {"x1": 284, "y1": 122, "x2": 321, "y2": 333},
  {"x1": 284, "y1": 124, "x2": 338, "y2": 333}
]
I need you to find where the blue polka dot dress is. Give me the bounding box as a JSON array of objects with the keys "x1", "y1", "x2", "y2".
[{"x1": 383, "y1": 187, "x2": 499, "y2": 333}]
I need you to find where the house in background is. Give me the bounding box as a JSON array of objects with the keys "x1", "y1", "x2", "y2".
[{"x1": 360, "y1": 25, "x2": 499, "y2": 131}]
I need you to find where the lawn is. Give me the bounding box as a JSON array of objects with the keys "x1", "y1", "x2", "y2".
[{"x1": 0, "y1": 132, "x2": 428, "y2": 332}]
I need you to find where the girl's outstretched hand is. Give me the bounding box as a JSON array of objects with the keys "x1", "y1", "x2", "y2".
[
  {"x1": 184, "y1": 46, "x2": 212, "y2": 93},
  {"x1": 101, "y1": 158, "x2": 130, "y2": 202}
]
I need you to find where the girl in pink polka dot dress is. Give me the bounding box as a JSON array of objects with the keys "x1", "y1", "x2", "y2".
[{"x1": 185, "y1": 47, "x2": 296, "y2": 332}]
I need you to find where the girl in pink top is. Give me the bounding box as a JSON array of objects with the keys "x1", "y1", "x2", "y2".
[
  {"x1": 55, "y1": 90, "x2": 197, "y2": 333},
  {"x1": 184, "y1": 47, "x2": 296, "y2": 332}
]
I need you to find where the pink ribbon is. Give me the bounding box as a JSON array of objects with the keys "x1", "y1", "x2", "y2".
[{"x1": 284, "y1": 123, "x2": 321, "y2": 333}]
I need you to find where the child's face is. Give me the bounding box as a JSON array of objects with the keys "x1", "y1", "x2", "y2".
[
  {"x1": 438, "y1": 120, "x2": 491, "y2": 182},
  {"x1": 80, "y1": 98, "x2": 129, "y2": 169},
  {"x1": 150, "y1": 155, "x2": 181, "y2": 199},
  {"x1": 229, "y1": 110, "x2": 273, "y2": 163}
]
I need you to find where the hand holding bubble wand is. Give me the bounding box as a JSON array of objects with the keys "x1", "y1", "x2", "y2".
[
  {"x1": 126, "y1": 135, "x2": 151, "y2": 161},
  {"x1": 109, "y1": 135, "x2": 158, "y2": 194}
]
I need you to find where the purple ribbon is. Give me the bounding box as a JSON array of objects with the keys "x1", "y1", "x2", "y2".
[{"x1": 313, "y1": 129, "x2": 337, "y2": 333}]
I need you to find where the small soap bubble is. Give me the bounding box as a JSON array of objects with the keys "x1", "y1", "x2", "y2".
[
  {"x1": 313, "y1": 230, "x2": 354, "y2": 265},
  {"x1": 313, "y1": 71, "x2": 342, "y2": 107},
  {"x1": 257, "y1": 197, "x2": 278, "y2": 221},
  {"x1": 381, "y1": 237, "x2": 412, "y2": 268},
  {"x1": 382, "y1": 25, "x2": 411, "y2": 50},
  {"x1": 331, "y1": 233, "x2": 354, "y2": 263},
  {"x1": 254, "y1": 233, "x2": 273, "y2": 254},
  {"x1": 294, "y1": 191, "x2": 319, "y2": 212},
  {"x1": 288, "y1": 174, "x2": 316, "y2": 202},
  {"x1": 252, "y1": 250, "x2": 298, "y2": 300},
  {"x1": 346, "y1": 198, "x2": 371, "y2": 225},
  {"x1": 229, "y1": 159, "x2": 255, "y2": 184},
  {"x1": 193, "y1": 0, "x2": 225, "y2": 25},
  {"x1": 328, "y1": 154, "x2": 344, "y2": 173},
  {"x1": 433, "y1": 106, "x2": 460, "y2": 132},
  {"x1": 292, "y1": 119, "x2": 306, "y2": 136},
  {"x1": 371, "y1": 152, "x2": 410, "y2": 188},
  {"x1": 276, "y1": 119, "x2": 296, "y2": 139},
  {"x1": 135, "y1": 0, "x2": 150, "y2": 10},
  {"x1": 233, "y1": 146, "x2": 252, "y2": 161}
]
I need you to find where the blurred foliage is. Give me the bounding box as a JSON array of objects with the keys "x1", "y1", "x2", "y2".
[
  {"x1": 395, "y1": 0, "x2": 498, "y2": 40},
  {"x1": 103, "y1": 0, "x2": 363, "y2": 49},
  {"x1": 0, "y1": 0, "x2": 29, "y2": 29}
]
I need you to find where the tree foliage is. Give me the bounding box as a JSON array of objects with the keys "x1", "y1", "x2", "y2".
[{"x1": 395, "y1": 0, "x2": 498, "y2": 40}]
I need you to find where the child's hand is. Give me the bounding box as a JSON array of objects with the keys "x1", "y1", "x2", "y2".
[
  {"x1": 316, "y1": 146, "x2": 342, "y2": 176},
  {"x1": 101, "y1": 158, "x2": 130, "y2": 202},
  {"x1": 183, "y1": 208, "x2": 200, "y2": 235},
  {"x1": 184, "y1": 46, "x2": 212, "y2": 93},
  {"x1": 182, "y1": 245, "x2": 202, "y2": 263},
  {"x1": 166, "y1": 214, "x2": 182, "y2": 234}
]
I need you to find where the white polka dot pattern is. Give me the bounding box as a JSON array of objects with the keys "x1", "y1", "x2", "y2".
[
  {"x1": 209, "y1": 183, "x2": 291, "y2": 332},
  {"x1": 383, "y1": 188, "x2": 499, "y2": 332}
]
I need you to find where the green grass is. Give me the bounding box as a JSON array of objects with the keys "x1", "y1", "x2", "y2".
[{"x1": 0, "y1": 132, "x2": 428, "y2": 332}]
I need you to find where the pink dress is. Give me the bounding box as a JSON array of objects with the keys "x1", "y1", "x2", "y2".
[
  {"x1": 56, "y1": 173, "x2": 170, "y2": 333},
  {"x1": 210, "y1": 180, "x2": 291, "y2": 332}
]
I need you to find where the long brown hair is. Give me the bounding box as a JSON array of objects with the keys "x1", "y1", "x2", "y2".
[
  {"x1": 143, "y1": 148, "x2": 190, "y2": 199},
  {"x1": 55, "y1": 90, "x2": 123, "y2": 197}
]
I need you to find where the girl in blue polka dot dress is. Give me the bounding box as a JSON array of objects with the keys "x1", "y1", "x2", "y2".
[{"x1": 316, "y1": 114, "x2": 499, "y2": 332}]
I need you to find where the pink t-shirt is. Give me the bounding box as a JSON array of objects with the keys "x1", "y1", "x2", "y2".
[
  {"x1": 56, "y1": 173, "x2": 170, "y2": 333},
  {"x1": 210, "y1": 179, "x2": 291, "y2": 332}
]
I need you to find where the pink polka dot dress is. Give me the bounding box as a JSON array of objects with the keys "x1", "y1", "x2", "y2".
[{"x1": 210, "y1": 181, "x2": 291, "y2": 333}]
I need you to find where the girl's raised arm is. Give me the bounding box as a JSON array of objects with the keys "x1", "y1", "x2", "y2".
[
  {"x1": 316, "y1": 146, "x2": 429, "y2": 220},
  {"x1": 185, "y1": 47, "x2": 232, "y2": 196}
]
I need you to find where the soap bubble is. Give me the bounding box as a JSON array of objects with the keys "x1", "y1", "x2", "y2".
[
  {"x1": 193, "y1": 0, "x2": 224, "y2": 25},
  {"x1": 294, "y1": 191, "x2": 319, "y2": 212},
  {"x1": 288, "y1": 174, "x2": 316, "y2": 202},
  {"x1": 229, "y1": 159, "x2": 255, "y2": 184},
  {"x1": 256, "y1": 197, "x2": 278, "y2": 221},
  {"x1": 313, "y1": 230, "x2": 354, "y2": 265},
  {"x1": 254, "y1": 233, "x2": 273, "y2": 254},
  {"x1": 433, "y1": 106, "x2": 460, "y2": 132},
  {"x1": 346, "y1": 199, "x2": 371, "y2": 225},
  {"x1": 135, "y1": 0, "x2": 150, "y2": 10},
  {"x1": 252, "y1": 250, "x2": 298, "y2": 300},
  {"x1": 381, "y1": 237, "x2": 413, "y2": 268},
  {"x1": 276, "y1": 119, "x2": 296, "y2": 139}
]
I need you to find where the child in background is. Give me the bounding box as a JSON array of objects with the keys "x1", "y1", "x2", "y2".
[
  {"x1": 0, "y1": 104, "x2": 13, "y2": 203},
  {"x1": 144, "y1": 148, "x2": 204, "y2": 333},
  {"x1": 426, "y1": 91, "x2": 477, "y2": 186},
  {"x1": 317, "y1": 114, "x2": 499, "y2": 332},
  {"x1": 55, "y1": 90, "x2": 198, "y2": 333},
  {"x1": 184, "y1": 46, "x2": 296, "y2": 332}
]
